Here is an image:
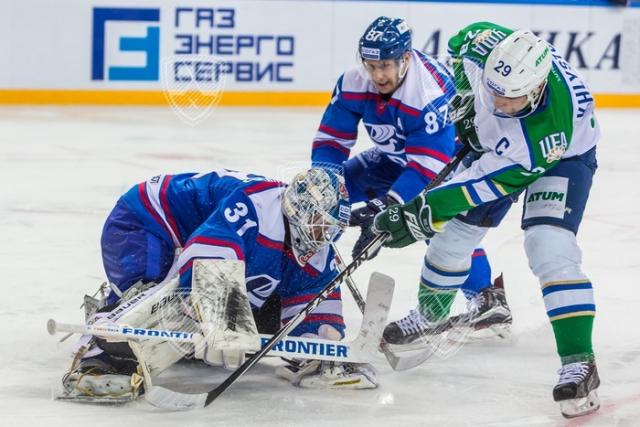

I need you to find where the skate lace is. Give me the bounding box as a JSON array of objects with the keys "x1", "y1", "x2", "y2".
[
  {"x1": 558, "y1": 362, "x2": 589, "y2": 385},
  {"x1": 396, "y1": 310, "x2": 429, "y2": 336}
]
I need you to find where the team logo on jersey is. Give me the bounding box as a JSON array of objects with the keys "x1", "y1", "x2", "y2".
[
  {"x1": 364, "y1": 123, "x2": 405, "y2": 153},
  {"x1": 471, "y1": 29, "x2": 508, "y2": 56},
  {"x1": 246, "y1": 275, "x2": 280, "y2": 307},
  {"x1": 538, "y1": 132, "x2": 568, "y2": 163}
]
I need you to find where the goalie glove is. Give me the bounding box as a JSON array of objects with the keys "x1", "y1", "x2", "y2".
[
  {"x1": 373, "y1": 193, "x2": 445, "y2": 248},
  {"x1": 191, "y1": 259, "x2": 260, "y2": 370}
]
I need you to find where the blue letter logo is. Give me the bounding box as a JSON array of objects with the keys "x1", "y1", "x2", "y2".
[{"x1": 92, "y1": 8, "x2": 160, "y2": 81}]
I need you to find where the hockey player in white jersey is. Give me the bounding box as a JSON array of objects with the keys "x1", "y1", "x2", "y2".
[
  {"x1": 58, "y1": 168, "x2": 378, "y2": 403},
  {"x1": 312, "y1": 16, "x2": 512, "y2": 344},
  {"x1": 374, "y1": 23, "x2": 600, "y2": 418}
]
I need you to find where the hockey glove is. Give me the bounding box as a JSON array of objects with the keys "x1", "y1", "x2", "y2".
[
  {"x1": 350, "y1": 196, "x2": 390, "y2": 260},
  {"x1": 373, "y1": 193, "x2": 444, "y2": 248},
  {"x1": 450, "y1": 92, "x2": 483, "y2": 153}
]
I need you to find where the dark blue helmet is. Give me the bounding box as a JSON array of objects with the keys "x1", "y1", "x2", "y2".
[{"x1": 359, "y1": 16, "x2": 412, "y2": 61}]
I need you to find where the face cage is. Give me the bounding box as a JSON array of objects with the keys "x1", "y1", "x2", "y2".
[{"x1": 289, "y1": 210, "x2": 345, "y2": 264}]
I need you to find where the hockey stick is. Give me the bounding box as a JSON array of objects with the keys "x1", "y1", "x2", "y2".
[
  {"x1": 144, "y1": 269, "x2": 394, "y2": 410},
  {"x1": 331, "y1": 243, "x2": 422, "y2": 371},
  {"x1": 47, "y1": 277, "x2": 391, "y2": 364}
]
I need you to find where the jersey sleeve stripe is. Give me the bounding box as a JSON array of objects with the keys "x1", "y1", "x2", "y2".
[
  {"x1": 256, "y1": 234, "x2": 284, "y2": 251},
  {"x1": 281, "y1": 300, "x2": 342, "y2": 321},
  {"x1": 312, "y1": 140, "x2": 351, "y2": 156},
  {"x1": 318, "y1": 124, "x2": 357, "y2": 140},
  {"x1": 341, "y1": 91, "x2": 377, "y2": 101},
  {"x1": 407, "y1": 155, "x2": 447, "y2": 176},
  {"x1": 183, "y1": 236, "x2": 244, "y2": 260},
  {"x1": 244, "y1": 181, "x2": 284, "y2": 195},
  {"x1": 465, "y1": 183, "x2": 483, "y2": 206},
  {"x1": 138, "y1": 181, "x2": 180, "y2": 247},
  {"x1": 471, "y1": 180, "x2": 501, "y2": 203},
  {"x1": 460, "y1": 187, "x2": 477, "y2": 207},
  {"x1": 405, "y1": 147, "x2": 451, "y2": 163},
  {"x1": 282, "y1": 291, "x2": 341, "y2": 306},
  {"x1": 314, "y1": 130, "x2": 357, "y2": 147},
  {"x1": 407, "y1": 161, "x2": 437, "y2": 180},
  {"x1": 387, "y1": 98, "x2": 421, "y2": 117},
  {"x1": 285, "y1": 314, "x2": 345, "y2": 326},
  {"x1": 159, "y1": 175, "x2": 183, "y2": 244},
  {"x1": 486, "y1": 178, "x2": 508, "y2": 198},
  {"x1": 417, "y1": 55, "x2": 447, "y2": 94}
]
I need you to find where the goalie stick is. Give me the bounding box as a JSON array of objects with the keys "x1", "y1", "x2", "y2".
[
  {"x1": 47, "y1": 274, "x2": 392, "y2": 364},
  {"x1": 331, "y1": 244, "x2": 425, "y2": 371},
  {"x1": 143, "y1": 249, "x2": 391, "y2": 411}
]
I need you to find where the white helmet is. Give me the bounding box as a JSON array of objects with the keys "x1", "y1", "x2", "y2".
[
  {"x1": 482, "y1": 30, "x2": 552, "y2": 117},
  {"x1": 282, "y1": 168, "x2": 350, "y2": 266}
]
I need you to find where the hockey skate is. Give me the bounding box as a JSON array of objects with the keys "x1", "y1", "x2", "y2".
[
  {"x1": 58, "y1": 343, "x2": 143, "y2": 404},
  {"x1": 450, "y1": 274, "x2": 513, "y2": 341},
  {"x1": 382, "y1": 309, "x2": 452, "y2": 352},
  {"x1": 553, "y1": 361, "x2": 600, "y2": 418},
  {"x1": 276, "y1": 358, "x2": 378, "y2": 389}
]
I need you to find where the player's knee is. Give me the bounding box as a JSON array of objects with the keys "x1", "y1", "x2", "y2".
[
  {"x1": 524, "y1": 225, "x2": 585, "y2": 283},
  {"x1": 426, "y1": 219, "x2": 487, "y2": 270}
]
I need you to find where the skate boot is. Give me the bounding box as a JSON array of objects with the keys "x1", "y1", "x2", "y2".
[
  {"x1": 59, "y1": 343, "x2": 143, "y2": 404},
  {"x1": 382, "y1": 309, "x2": 452, "y2": 352},
  {"x1": 276, "y1": 358, "x2": 378, "y2": 389},
  {"x1": 452, "y1": 274, "x2": 513, "y2": 340},
  {"x1": 553, "y1": 361, "x2": 600, "y2": 418}
]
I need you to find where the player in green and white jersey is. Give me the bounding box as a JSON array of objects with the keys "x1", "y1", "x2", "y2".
[{"x1": 375, "y1": 23, "x2": 600, "y2": 418}]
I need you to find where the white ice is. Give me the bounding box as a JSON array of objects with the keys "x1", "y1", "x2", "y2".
[{"x1": 0, "y1": 106, "x2": 638, "y2": 426}]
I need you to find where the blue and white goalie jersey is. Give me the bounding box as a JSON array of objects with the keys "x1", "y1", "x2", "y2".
[{"x1": 119, "y1": 169, "x2": 344, "y2": 337}]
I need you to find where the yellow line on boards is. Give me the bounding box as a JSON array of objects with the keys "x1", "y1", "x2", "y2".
[
  {"x1": 0, "y1": 90, "x2": 332, "y2": 107},
  {"x1": 0, "y1": 90, "x2": 639, "y2": 108}
]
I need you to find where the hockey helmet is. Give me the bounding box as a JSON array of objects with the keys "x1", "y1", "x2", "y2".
[
  {"x1": 481, "y1": 30, "x2": 553, "y2": 117},
  {"x1": 359, "y1": 16, "x2": 412, "y2": 62}
]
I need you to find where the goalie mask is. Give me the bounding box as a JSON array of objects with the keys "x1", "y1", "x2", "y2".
[
  {"x1": 480, "y1": 30, "x2": 552, "y2": 118},
  {"x1": 282, "y1": 168, "x2": 350, "y2": 266}
]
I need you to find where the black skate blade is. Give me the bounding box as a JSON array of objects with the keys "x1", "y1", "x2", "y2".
[{"x1": 559, "y1": 390, "x2": 600, "y2": 418}]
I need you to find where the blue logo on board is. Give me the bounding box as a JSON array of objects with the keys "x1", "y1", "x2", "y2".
[{"x1": 92, "y1": 8, "x2": 160, "y2": 81}]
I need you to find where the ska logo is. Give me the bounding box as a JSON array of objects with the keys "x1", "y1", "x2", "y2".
[
  {"x1": 246, "y1": 274, "x2": 280, "y2": 306},
  {"x1": 364, "y1": 123, "x2": 404, "y2": 153}
]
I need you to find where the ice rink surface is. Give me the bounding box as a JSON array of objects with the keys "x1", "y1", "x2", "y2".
[{"x1": 1, "y1": 106, "x2": 638, "y2": 426}]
